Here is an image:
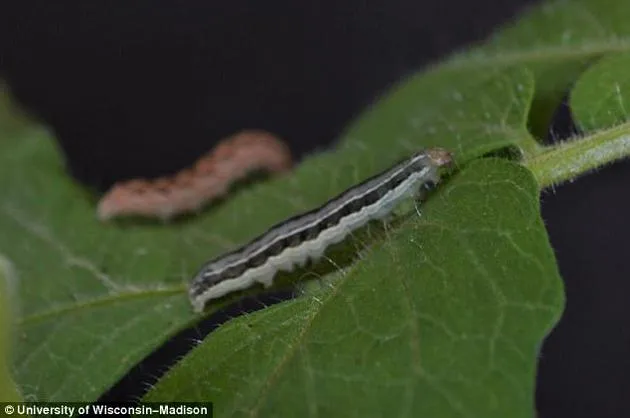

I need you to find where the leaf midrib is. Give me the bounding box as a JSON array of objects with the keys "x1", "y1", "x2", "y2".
[{"x1": 446, "y1": 39, "x2": 630, "y2": 68}]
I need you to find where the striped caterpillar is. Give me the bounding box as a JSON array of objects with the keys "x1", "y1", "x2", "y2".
[
  {"x1": 97, "y1": 130, "x2": 293, "y2": 221},
  {"x1": 189, "y1": 148, "x2": 453, "y2": 312}
]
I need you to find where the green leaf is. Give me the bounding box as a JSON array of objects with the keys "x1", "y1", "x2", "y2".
[
  {"x1": 571, "y1": 52, "x2": 630, "y2": 131},
  {"x1": 449, "y1": 0, "x2": 630, "y2": 136},
  {"x1": 339, "y1": 66, "x2": 536, "y2": 161},
  {"x1": 144, "y1": 159, "x2": 564, "y2": 418},
  {"x1": 0, "y1": 256, "x2": 22, "y2": 402}
]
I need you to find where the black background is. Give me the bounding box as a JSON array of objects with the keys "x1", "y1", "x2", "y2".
[{"x1": 1, "y1": 1, "x2": 628, "y2": 417}]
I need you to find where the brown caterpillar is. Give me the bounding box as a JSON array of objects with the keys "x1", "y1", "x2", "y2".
[{"x1": 97, "y1": 130, "x2": 293, "y2": 221}]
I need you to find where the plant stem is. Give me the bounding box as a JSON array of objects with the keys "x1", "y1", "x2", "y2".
[{"x1": 525, "y1": 123, "x2": 630, "y2": 188}]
